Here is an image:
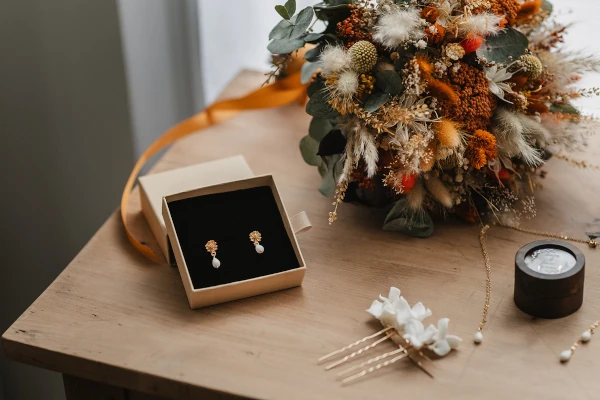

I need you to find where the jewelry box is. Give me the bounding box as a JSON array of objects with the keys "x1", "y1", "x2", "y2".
[
  {"x1": 162, "y1": 175, "x2": 309, "y2": 309},
  {"x1": 139, "y1": 155, "x2": 254, "y2": 264}
]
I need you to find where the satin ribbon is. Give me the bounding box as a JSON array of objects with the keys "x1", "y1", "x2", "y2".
[{"x1": 121, "y1": 72, "x2": 307, "y2": 262}]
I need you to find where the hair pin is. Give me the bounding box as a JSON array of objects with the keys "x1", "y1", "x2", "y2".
[{"x1": 318, "y1": 287, "x2": 461, "y2": 384}]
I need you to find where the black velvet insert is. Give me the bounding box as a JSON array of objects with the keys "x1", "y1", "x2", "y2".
[{"x1": 168, "y1": 186, "x2": 301, "y2": 290}]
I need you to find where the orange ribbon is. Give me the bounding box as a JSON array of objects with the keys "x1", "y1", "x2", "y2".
[{"x1": 121, "y1": 72, "x2": 307, "y2": 262}]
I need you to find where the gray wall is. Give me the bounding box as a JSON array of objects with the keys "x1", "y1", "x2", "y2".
[
  {"x1": 0, "y1": 1, "x2": 201, "y2": 399},
  {"x1": 0, "y1": 1, "x2": 135, "y2": 399}
]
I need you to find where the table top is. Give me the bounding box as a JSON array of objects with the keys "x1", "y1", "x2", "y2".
[{"x1": 3, "y1": 70, "x2": 600, "y2": 400}]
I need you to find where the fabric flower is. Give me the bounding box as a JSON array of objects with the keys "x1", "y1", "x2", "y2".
[
  {"x1": 402, "y1": 319, "x2": 438, "y2": 349},
  {"x1": 366, "y1": 287, "x2": 403, "y2": 322},
  {"x1": 395, "y1": 300, "x2": 432, "y2": 329},
  {"x1": 366, "y1": 287, "x2": 432, "y2": 329},
  {"x1": 485, "y1": 65, "x2": 516, "y2": 103},
  {"x1": 428, "y1": 318, "x2": 462, "y2": 356}
]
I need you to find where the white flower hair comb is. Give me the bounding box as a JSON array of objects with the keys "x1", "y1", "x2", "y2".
[{"x1": 318, "y1": 287, "x2": 462, "y2": 384}]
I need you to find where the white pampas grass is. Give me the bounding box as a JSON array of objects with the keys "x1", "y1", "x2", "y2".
[
  {"x1": 539, "y1": 113, "x2": 594, "y2": 152},
  {"x1": 458, "y1": 12, "x2": 504, "y2": 37},
  {"x1": 538, "y1": 51, "x2": 600, "y2": 93},
  {"x1": 373, "y1": 7, "x2": 425, "y2": 49},
  {"x1": 328, "y1": 70, "x2": 359, "y2": 114},
  {"x1": 519, "y1": 114, "x2": 551, "y2": 147},
  {"x1": 336, "y1": 70, "x2": 359, "y2": 96},
  {"x1": 338, "y1": 117, "x2": 379, "y2": 183},
  {"x1": 492, "y1": 108, "x2": 544, "y2": 166},
  {"x1": 319, "y1": 45, "x2": 352, "y2": 75},
  {"x1": 425, "y1": 177, "x2": 453, "y2": 208}
]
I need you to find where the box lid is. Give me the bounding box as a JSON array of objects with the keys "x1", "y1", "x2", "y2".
[{"x1": 139, "y1": 155, "x2": 254, "y2": 263}]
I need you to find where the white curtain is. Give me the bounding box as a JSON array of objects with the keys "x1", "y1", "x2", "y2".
[{"x1": 197, "y1": 0, "x2": 316, "y2": 103}]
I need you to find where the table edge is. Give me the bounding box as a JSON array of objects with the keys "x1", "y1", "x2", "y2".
[{"x1": 1, "y1": 334, "x2": 251, "y2": 400}]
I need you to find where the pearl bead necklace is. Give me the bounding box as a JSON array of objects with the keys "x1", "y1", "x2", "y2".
[{"x1": 560, "y1": 320, "x2": 599, "y2": 363}]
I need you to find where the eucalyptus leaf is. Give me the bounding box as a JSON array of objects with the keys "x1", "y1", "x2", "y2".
[
  {"x1": 542, "y1": 0, "x2": 553, "y2": 15},
  {"x1": 269, "y1": 19, "x2": 294, "y2": 40},
  {"x1": 304, "y1": 32, "x2": 324, "y2": 43},
  {"x1": 319, "y1": 155, "x2": 343, "y2": 197},
  {"x1": 307, "y1": 79, "x2": 324, "y2": 98},
  {"x1": 314, "y1": 3, "x2": 351, "y2": 32},
  {"x1": 476, "y1": 28, "x2": 529, "y2": 65},
  {"x1": 291, "y1": 7, "x2": 314, "y2": 39},
  {"x1": 275, "y1": 5, "x2": 291, "y2": 20},
  {"x1": 268, "y1": 38, "x2": 305, "y2": 54},
  {"x1": 374, "y1": 70, "x2": 404, "y2": 96},
  {"x1": 304, "y1": 42, "x2": 325, "y2": 62},
  {"x1": 324, "y1": 0, "x2": 355, "y2": 5},
  {"x1": 301, "y1": 61, "x2": 320, "y2": 84},
  {"x1": 285, "y1": 0, "x2": 296, "y2": 16},
  {"x1": 300, "y1": 135, "x2": 321, "y2": 166},
  {"x1": 307, "y1": 89, "x2": 339, "y2": 118},
  {"x1": 383, "y1": 199, "x2": 434, "y2": 237},
  {"x1": 318, "y1": 129, "x2": 346, "y2": 156},
  {"x1": 363, "y1": 92, "x2": 390, "y2": 113},
  {"x1": 549, "y1": 103, "x2": 579, "y2": 114},
  {"x1": 318, "y1": 161, "x2": 328, "y2": 177},
  {"x1": 309, "y1": 117, "x2": 333, "y2": 141}
]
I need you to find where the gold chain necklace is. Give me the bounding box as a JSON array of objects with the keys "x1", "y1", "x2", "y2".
[{"x1": 474, "y1": 223, "x2": 598, "y2": 355}]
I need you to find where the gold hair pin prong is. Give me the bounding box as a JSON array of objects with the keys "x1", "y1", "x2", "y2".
[
  {"x1": 319, "y1": 287, "x2": 461, "y2": 385},
  {"x1": 324, "y1": 332, "x2": 394, "y2": 370},
  {"x1": 318, "y1": 326, "x2": 393, "y2": 362}
]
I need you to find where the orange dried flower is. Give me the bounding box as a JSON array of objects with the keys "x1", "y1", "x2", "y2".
[
  {"x1": 428, "y1": 79, "x2": 460, "y2": 104},
  {"x1": 416, "y1": 55, "x2": 434, "y2": 78},
  {"x1": 526, "y1": 101, "x2": 549, "y2": 115},
  {"x1": 466, "y1": 130, "x2": 498, "y2": 169},
  {"x1": 436, "y1": 119, "x2": 461, "y2": 148},
  {"x1": 488, "y1": 0, "x2": 520, "y2": 25},
  {"x1": 337, "y1": 6, "x2": 370, "y2": 46},
  {"x1": 509, "y1": 74, "x2": 528, "y2": 90},
  {"x1": 425, "y1": 23, "x2": 446, "y2": 44},
  {"x1": 421, "y1": 6, "x2": 439, "y2": 23},
  {"x1": 438, "y1": 62, "x2": 498, "y2": 133},
  {"x1": 460, "y1": 36, "x2": 484, "y2": 53},
  {"x1": 516, "y1": 0, "x2": 542, "y2": 23}
]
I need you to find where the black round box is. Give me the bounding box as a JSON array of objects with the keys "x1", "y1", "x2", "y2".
[{"x1": 514, "y1": 240, "x2": 585, "y2": 319}]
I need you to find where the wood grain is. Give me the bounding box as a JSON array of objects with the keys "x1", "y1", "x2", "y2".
[{"x1": 2, "y1": 70, "x2": 600, "y2": 400}]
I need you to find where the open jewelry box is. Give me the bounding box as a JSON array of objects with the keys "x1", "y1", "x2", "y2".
[{"x1": 162, "y1": 175, "x2": 309, "y2": 309}]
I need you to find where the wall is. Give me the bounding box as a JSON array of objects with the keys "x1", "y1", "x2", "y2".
[
  {"x1": 0, "y1": 1, "x2": 134, "y2": 399},
  {"x1": 0, "y1": 1, "x2": 202, "y2": 399}
]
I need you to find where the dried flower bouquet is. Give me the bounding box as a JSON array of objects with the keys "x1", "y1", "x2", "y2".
[{"x1": 267, "y1": 0, "x2": 599, "y2": 236}]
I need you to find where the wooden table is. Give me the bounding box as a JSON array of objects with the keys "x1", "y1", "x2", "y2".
[{"x1": 3, "y1": 70, "x2": 600, "y2": 400}]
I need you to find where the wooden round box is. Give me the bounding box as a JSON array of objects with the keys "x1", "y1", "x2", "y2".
[{"x1": 514, "y1": 240, "x2": 585, "y2": 319}]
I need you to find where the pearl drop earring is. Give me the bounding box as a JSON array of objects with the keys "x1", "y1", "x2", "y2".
[
  {"x1": 249, "y1": 231, "x2": 264, "y2": 254},
  {"x1": 205, "y1": 240, "x2": 221, "y2": 268}
]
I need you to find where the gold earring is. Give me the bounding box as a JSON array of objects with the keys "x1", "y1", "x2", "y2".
[
  {"x1": 205, "y1": 240, "x2": 220, "y2": 268},
  {"x1": 249, "y1": 231, "x2": 264, "y2": 254}
]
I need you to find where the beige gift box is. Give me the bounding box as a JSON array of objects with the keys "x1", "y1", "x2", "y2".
[
  {"x1": 162, "y1": 175, "x2": 310, "y2": 309},
  {"x1": 139, "y1": 155, "x2": 254, "y2": 265}
]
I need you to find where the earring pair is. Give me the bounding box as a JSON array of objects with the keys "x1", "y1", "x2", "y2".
[{"x1": 205, "y1": 231, "x2": 264, "y2": 269}]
